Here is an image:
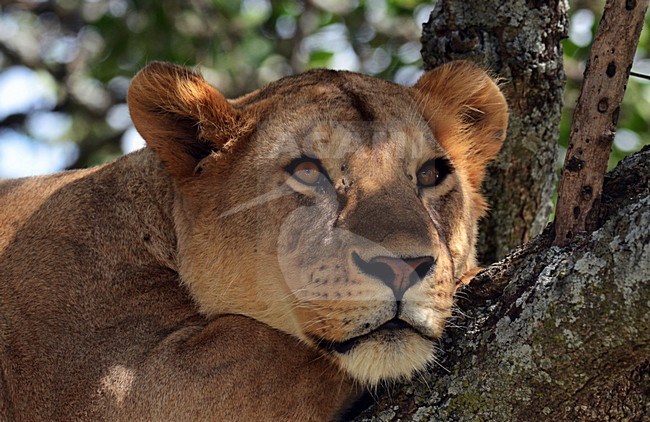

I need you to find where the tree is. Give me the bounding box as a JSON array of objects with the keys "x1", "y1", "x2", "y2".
[{"x1": 354, "y1": 1, "x2": 650, "y2": 419}]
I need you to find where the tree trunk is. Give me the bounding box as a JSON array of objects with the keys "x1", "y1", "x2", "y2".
[
  {"x1": 421, "y1": 0, "x2": 569, "y2": 263},
  {"x1": 355, "y1": 147, "x2": 650, "y2": 420}
]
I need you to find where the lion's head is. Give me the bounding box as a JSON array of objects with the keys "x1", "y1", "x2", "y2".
[{"x1": 127, "y1": 61, "x2": 507, "y2": 385}]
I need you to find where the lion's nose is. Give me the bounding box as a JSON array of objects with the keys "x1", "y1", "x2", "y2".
[{"x1": 352, "y1": 253, "x2": 435, "y2": 300}]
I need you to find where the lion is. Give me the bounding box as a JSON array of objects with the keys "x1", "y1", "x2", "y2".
[{"x1": 0, "y1": 60, "x2": 507, "y2": 421}]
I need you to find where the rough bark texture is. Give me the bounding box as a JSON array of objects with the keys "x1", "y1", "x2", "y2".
[
  {"x1": 355, "y1": 147, "x2": 650, "y2": 420},
  {"x1": 554, "y1": 0, "x2": 649, "y2": 246},
  {"x1": 421, "y1": 0, "x2": 569, "y2": 263}
]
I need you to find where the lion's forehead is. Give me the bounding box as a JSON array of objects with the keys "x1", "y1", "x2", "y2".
[
  {"x1": 274, "y1": 85, "x2": 425, "y2": 130},
  {"x1": 237, "y1": 70, "x2": 446, "y2": 181},
  {"x1": 309, "y1": 121, "x2": 432, "y2": 157}
]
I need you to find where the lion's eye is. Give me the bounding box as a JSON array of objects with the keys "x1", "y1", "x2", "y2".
[
  {"x1": 417, "y1": 159, "x2": 452, "y2": 188},
  {"x1": 291, "y1": 161, "x2": 322, "y2": 185},
  {"x1": 417, "y1": 165, "x2": 438, "y2": 187}
]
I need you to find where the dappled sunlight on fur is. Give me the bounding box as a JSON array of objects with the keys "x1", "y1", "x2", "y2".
[{"x1": 100, "y1": 365, "x2": 136, "y2": 406}]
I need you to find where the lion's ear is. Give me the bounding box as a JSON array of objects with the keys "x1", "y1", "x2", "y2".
[
  {"x1": 412, "y1": 61, "x2": 508, "y2": 188},
  {"x1": 128, "y1": 61, "x2": 243, "y2": 178}
]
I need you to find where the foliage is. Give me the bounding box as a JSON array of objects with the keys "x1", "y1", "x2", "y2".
[{"x1": 0, "y1": 0, "x2": 648, "y2": 176}]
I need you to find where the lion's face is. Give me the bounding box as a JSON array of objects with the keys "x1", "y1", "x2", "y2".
[{"x1": 128, "y1": 62, "x2": 507, "y2": 385}]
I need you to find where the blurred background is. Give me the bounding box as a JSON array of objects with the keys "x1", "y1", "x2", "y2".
[{"x1": 0, "y1": 0, "x2": 649, "y2": 178}]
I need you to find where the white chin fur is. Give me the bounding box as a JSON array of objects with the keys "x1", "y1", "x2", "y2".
[{"x1": 336, "y1": 332, "x2": 434, "y2": 386}]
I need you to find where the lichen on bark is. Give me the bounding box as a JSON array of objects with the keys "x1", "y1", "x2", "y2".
[
  {"x1": 355, "y1": 148, "x2": 650, "y2": 421},
  {"x1": 421, "y1": 0, "x2": 570, "y2": 263}
]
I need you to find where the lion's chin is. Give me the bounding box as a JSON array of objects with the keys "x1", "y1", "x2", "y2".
[{"x1": 334, "y1": 330, "x2": 434, "y2": 386}]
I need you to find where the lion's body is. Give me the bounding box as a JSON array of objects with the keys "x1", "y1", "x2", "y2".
[
  {"x1": 0, "y1": 61, "x2": 507, "y2": 420},
  {"x1": 0, "y1": 151, "x2": 357, "y2": 420}
]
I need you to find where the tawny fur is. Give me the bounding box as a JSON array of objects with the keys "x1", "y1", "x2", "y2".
[{"x1": 0, "y1": 60, "x2": 507, "y2": 420}]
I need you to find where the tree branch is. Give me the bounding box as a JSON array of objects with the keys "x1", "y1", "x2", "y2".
[{"x1": 554, "y1": 0, "x2": 649, "y2": 246}]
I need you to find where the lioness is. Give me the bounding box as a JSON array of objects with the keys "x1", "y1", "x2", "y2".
[{"x1": 0, "y1": 60, "x2": 507, "y2": 421}]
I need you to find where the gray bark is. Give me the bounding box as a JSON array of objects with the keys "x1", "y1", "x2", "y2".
[
  {"x1": 355, "y1": 147, "x2": 650, "y2": 420},
  {"x1": 421, "y1": 0, "x2": 569, "y2": 262}
]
